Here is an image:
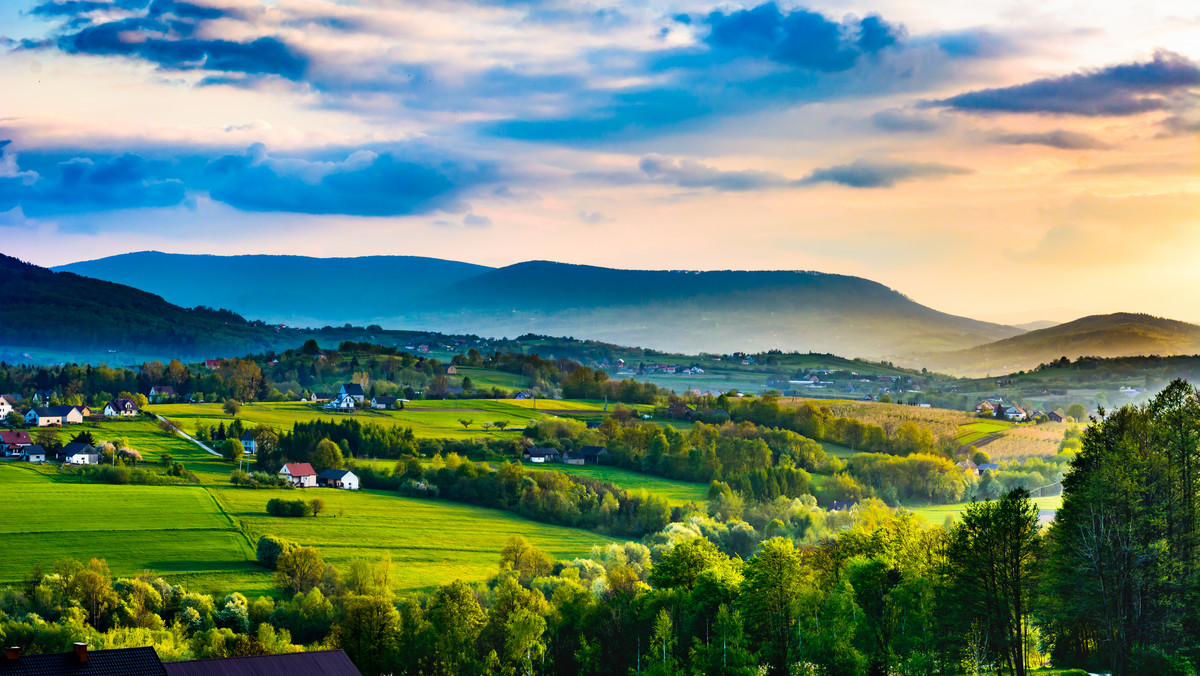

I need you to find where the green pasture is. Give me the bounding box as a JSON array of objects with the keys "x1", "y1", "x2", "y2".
[
  {"x1": 451, "y1": 366, "x2": 529, "y2": 390},
  {"x1": 909, "y1": 495, "x2": 1062, "y2": 526},
  {"x1": 212, "y1": 487, "x2": 618, "y2": 592},
  {"x1": 523, "y1": 463, "x2": 709, "y2": 506},
  {"x1": 0, "y1": 463, "x2": 267, "y2": 594},
  {"x1": 818, "y1": 441, "x2": 858, "y2": 460},
  {"x1": 955, "y1": 420, "x2": 1013, "y2": 446}
]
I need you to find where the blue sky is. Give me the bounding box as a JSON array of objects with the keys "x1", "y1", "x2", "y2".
[{"x1": 1, "y1": 0, "x2": 1198, "y2": 323}]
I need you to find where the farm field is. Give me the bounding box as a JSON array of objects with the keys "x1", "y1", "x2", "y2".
[
  {"x1": 522, "y1": 463, "x2": 709, "y2": 506},
  {"x1": 0, "y1": 463, "x2": 268, "y2": 595},
  {"x1": 910, "y1": 495, "x2": 1062, "y2": 526},
  {"x1": 955, "y1": 420, "x2": 1011, "y2": 446},
  {"x1": 149, "y1": 399, "x2": 644, "y2": 440},
  {"x1": 212, "y1": 487, "x2": 619, "y2": 592}
]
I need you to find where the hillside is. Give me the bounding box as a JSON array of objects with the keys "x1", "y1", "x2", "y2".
[
  {"x1": 57, "y1": 251, "x2": 492, "y2": 328},
  {"x1": 0, "y1": 253, "x2": 305, "y2": 361},
  {"x1": 926, "y1": 313, "x2": 1200, "y2": 375},
  {"x1": 56, "y1": 254, "x2": 1021, "y2": 360}
]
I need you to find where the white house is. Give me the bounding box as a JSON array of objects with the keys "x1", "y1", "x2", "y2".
[
  {"x1": 1002, "y1": 406, "x2": 1028, "y2": 422},
  {"x1": 523, "y1": 447, "x2": 560, "y2": 463},
  {"x1": 103, "y1": 399, "x2": 140, "y2": 417},
  {"x1": 279, "y1": 462, "x2": 317, "y2": 488},
  {"x1": 31, "y1": 390, "x2": 56, "y2": 405},
  {"x1": 60, "y1": 442, "x2": 98, "y2": 464},
  {"x1": 25, "y1": 406, "x2": 83, "y2": 427},
  {"x1": 371, "y1": 396, "x2": 398, "y2": 410},
  {"x1": 21, "y1": 445, "x2": 46, "y2": 462},
  {"x1": 324, "y1": 393, "x2": 356, "y2": 411},
  {"x1": 240, "y1": 431, "x2": 257, "y2": 455},
  {"x1": 338, "y1": 383, "x2": 365, "y2": 403},
  {"x1": 316, "y1": 468, "x2": 359, "y2": 490},
  {"x1": 0, "y1": 396, "x2": 11, "y2": 419}
]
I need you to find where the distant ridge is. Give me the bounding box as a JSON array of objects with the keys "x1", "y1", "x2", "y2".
[
  {"x1": 925, "y1": 312, "x2": 1200, "y2": 375},
  {"x1": 57, "y1": 253, "x2": 1020, "y2": 359}
]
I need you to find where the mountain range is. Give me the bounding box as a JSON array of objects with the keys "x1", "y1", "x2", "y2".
[{"x1": 57, "y1": 252, "x2": 1020, "y2": 360}]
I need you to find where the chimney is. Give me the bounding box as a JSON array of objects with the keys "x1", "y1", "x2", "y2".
[
  {"x1": 5, "y1": 647, "x2": 19, "y2": 661},
  {"x1": 73, "y1": 642, "x2": 87, "y2": 663}
]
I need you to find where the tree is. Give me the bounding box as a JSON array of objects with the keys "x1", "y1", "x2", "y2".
[
  {"x1": 224, "y1": 399, "x2": 242, "y2": 416},
  {"x1": 1066, "y1": 402, "x2": 1087, "y2": 422},
  {"x1": 310, "y1": 498, "x2": 326, "y2": 516},
  {"x1": 336, "y1": 595, "x2": 399, "y2": 676},
  {"x1": 495, "y1": 420, "x2": 509, "y2": 432},
  {"x1": 4, "y1": 410, "x2": 22, "y2": 428},
  {"x1": 504, "y1": 607, "x2": 546, "y2": 676},
  {"x1": 499, "y1": 536, "x2": 553, "y2": 585},
  {"x1": 70, "y1": 430, "x2": 96, "y2": 445},
  {"x1": 256, "y1": 535, "x2": 298, "y2": 569},
  {"x1": 459, "y1": 418, "x2": 473, "y2": 430},
  {"x1": 946, "y1": 488, "x2": 1040, "y2": 676},
  {"x1": 276, "y1": 547, "x2": 325, "y2": 595},
  {"x1": 741, "y1": 537, "x2": 805, "y2": 675},
  {"x1": 219, "y1": 439, "x2": 243, "y2": 463},
  {"x1": 311, "y1": 438, "x2": 344, "y2": 473},
  {"x1": 424, "y1": 580, "x2": 486, "y2": 675}
]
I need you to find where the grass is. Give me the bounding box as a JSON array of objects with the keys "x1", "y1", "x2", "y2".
[
  {"x1": 213, "y1": 487, "x2": 617, "y2": 592},
  {"x1": 522, "y1": 463, "x2": 709, "y2": 506},
  {"x1": 979, "y1": 423, "x2": 1073, "y2": 460},
  {"x1": 909, "y1": 495, "x2": 1062, "y2": 526},
  {"x1": 819, "y1": 441, "x2": 858, "y2": 460}
]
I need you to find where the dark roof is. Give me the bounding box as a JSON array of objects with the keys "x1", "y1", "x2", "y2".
[
  {"x1": 978, "y1": 463, "x2": 1000, "y2": 472},
  {"x1": 0, "y1": 646, "x2": 167, "y2": 676},
  {"x1": 317, "y1": 469, "x2": 355, "y2": 480},
  {"x1": 372, "y1": 396, "x2": 397, "y2": 403},
  {"x1": 241, "y1": 431, "x2": 257, "y2": 441},
  {"x1": 22, "y1": 445, "x2": 46, "y2": 456},
  {"x1": 151, "y1": 386, "x2": 175, "y2": 395},
  {"x1": 526, "y1": 447, "x2": 560, "y2": 457},
  {"x1": 162, "y1": 650, "x2": 361, "y2": 676},
  {"x1": 31, "y1": 406, "x2": 74, "y2": 417},
  {"x1": 340, "y1": 383, "x2": 364, "y2": 396},
  {"x1": 107, "y1": 399, "x2": 138, "y2": 411},
  {"x1": 579, "y1": 445, "x2": 608, "y2": 457},
  {"x1": 61, "y1": 442, "x2": 94, "y2": 455}
]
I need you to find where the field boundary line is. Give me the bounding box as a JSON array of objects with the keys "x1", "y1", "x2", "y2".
[
  {"x1": 202, "y1": 489, "x2": 259, "y2": 559},
  {"x1": 150, "y1": 412, "x2": 222, "y2": 457}
]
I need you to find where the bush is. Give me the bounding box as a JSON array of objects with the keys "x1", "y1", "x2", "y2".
[
  {"x1": 266, "y1": 498, "x2": 314, "y2": 517},
  {"x1": 256, "y1": 535, "x2": 299, "y2": 569}
]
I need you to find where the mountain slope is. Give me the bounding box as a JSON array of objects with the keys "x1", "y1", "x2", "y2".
[
  {"x1": 0, "y1": 253, "x2": 298, "y2": 361},
  {"x1": 56, "y1": 251, "x2": 493, "y2": 327},
  {"x1": 926, "y1": 313, "x2": 1200, "y2": 375}
]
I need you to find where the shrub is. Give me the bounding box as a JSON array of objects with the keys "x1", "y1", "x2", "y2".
[
  {"x1": 266, "y1": 498, "x2": 314, "y2": 517},
  {"x1": 256, "y1": 535, "x2": 299, "y2": 569}
]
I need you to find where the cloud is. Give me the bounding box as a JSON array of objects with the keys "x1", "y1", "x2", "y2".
[
  {"x1": 702, "y1": 3, "x2": 902, "y2": 72},
  {"x1": 637, "y1": 155, "x2": 793, "y2": 191},
  {"x1": 870, "y1": 107, "x2": 943, "y2": 133},
  {"x1": 799, "y1": 160, "x2": 971, "y2": 188},
  {"x1": 577, "y1": 211, "x2": 611, "y2": 225},
  {"x1": 927, "y1": 29, "x2": 1014, "y2": 60},
  {"x1": 931, "y1": 50, "x2": 1200, "y2": 116},
  {"x1": 463, "y1": 212, "x2": 492, "y2": 227},
  {"x1": 1158, "y1": 115, "x2": 1200, "y2": 136},
  {"x1": 22, "y1": 0, "x2": 308, "y2": 81},
  {"x1": 0, "y1": 140, "x2": 500, "y2": 218},
  {"x1": 992, "y1": 130, "x2": 1111, "y2": 150}
]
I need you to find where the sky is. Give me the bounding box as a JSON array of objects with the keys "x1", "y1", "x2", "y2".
[{"x1": 0, "y1": 0, "x2": 1198, "y2": 325}]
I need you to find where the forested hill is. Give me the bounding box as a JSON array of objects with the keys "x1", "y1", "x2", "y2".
[
  {"x1": 925, "y1": 312, "x2": 1200, "y2": 375},
  {"x1": 55, "y1": 253, "x2": 1020, "y2": 360},
  {"x1": 0, "y1": 254, "x2": 297, "y2": 361}
]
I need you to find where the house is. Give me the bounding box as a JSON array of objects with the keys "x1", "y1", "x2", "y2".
[
  {"x1": 149, "y1": 385, "x2": 176, "y2": 402},
  {"x1": 312, "y1": 392, "x2": 335, "y2": 402},
  {"x1": 1001, "y1": 406, "x2": 1028, "y2": 422},
  {"x1": 666, "y1": 402, "x2": 695, "y2": 421},
  {"x1": 0, "y1": 429, "x2": 32, "y2": 455},
  {"x1": 956, "y1": 459, "x2": 979, "y2": 476},
  {"x1": 1030, "y1": 409, "x2": 1046, "y2": 419},
  {"x1": 523, "y1": 447, "x2": 560, "y2": 463},
  {"x1": 830, "y1": 500, "x2": 857, "y2": 511},
  {"x1": 60, "y1": 442, "x2": 98, "y2": 465},
  {"x1": 514, "y1": 391, "x2": 534, "y2": 400},
  {"x1": 975, "y1": 402, "x2": 995, "y2": 414},
  {"x1": 569, "y1": 445, "x2": 609, "y2": 465},
  {"x1": 161, "y1": 649, "x2": 361, "y2": 676},
  {"x1": 444, "y1": 365, "x2": 457, "y2": 375},
  {"x1": 0, "y1": 644, "x2": 167, "y2": 676},
  {"x1": 1047, "y1": 411, "x2": 1066, "y2": 423},
  {"x1": 338, "y1": 383, "x2": 365, "y2": 403},
  {"x1": 32, "y1": 389, "x2": 57, "y2": 405},
  {"x1": 371, "y1": 396, "x2": 400, "y2": 410},
  {"x1": 0, "y1": 395, "x2": 11, "y2": 419},
  {"x1": 20, "y1": 445, "x2": 46, "y2": 462},
  {"x1": 279, "y1": 462, "x2": 317, "y2": 487},
  {"x1": 204, "y1": 359, "x2": 221, "y2": 368},
  {"x1": 316, "y1": 468, "x2": 359, "y2": 490},
  {"x1": 25, "y1": 406, "x2": 83, "y2": 427},
  {"x1": 978, "y1": 463, "x2": 1000, "y2": 473},
  {"x1": 324, "y1": 393, "x2": 356, "y2": 411},
  {"x1": 241, "y1": 431, "x2": 257, "y2": 455},
  {"x1": 444, "y1": 386, "x2": 464, "y2": 396},
  {"x1": 104, "y1": 398, "x2": 140, "y2": 417}
]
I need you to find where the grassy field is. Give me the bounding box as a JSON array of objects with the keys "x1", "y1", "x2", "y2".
[
  {"x1": 910, "y1": 495, "x2": 1062, "y2": 526},
  {"x1": 212, "y1": 487, "x2": 617, "y2": 592},
  {"x1": 522, "y1": 463, "x2": 709, "y2": 506},
  {"x1": 955, "y1": 420, "x2": 1012, "y2": 446},
  {"x1": 148, "y1": 399, "x2": 644, "y2": 440}
]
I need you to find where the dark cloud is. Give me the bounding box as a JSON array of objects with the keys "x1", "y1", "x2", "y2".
[
  {"x1": 799, "y1": 160, "x2": 971, "y2": 188},
  {"x1": 462, "y1": 213, "x2": 492, "y2": 227},
  {"x1": 704, "y1": 3, "x2": 902, "y2": 72},
  {"x1": 928, "y1": 29, "x2": 1014, "y2": 59},
  {"x1": 22, "y1": 0, "x2": 307, "y2": 81},
  {"x1": 931, "y1": 50, "x2": 1200, "y2": 116},
  {"x1": 1158, "y1": 115, "x2": 1200, "y2": 136},
  {"x1": 992, "y1": 130, "x2": 1111, "y2": 150},
  {"x1": 870, "y1": 107, "x2": 943, "y2": 133},
  {"x1": 0, "y1": 141, "x2": 500, "y2": 218}
]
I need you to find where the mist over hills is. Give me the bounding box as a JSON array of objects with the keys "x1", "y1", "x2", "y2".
[
  {"x1": 56, "y1": 253, "x2": 1019, "y2": 360},
  {"x1": 924, "y1": 313, "x2": 1200, "y2": 375}
]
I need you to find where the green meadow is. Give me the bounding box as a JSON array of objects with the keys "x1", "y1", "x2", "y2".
[
  {"x1": 523, "y1": 463, "x2": 709, "y2": 506},
  {"x1": 909, "y1": 495, "x2": 1062, "y2": 526},
  {"x1": 955, "y1": 419, "x2": 1013, "y2": 446}
]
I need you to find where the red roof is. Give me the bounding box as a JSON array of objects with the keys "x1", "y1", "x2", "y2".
[
  {"x1": 281, "y1": 462, "x2": 316, "y2": 476},
  {"x1": 0, "y1": 430, "x2": 32, "y2": 445}
]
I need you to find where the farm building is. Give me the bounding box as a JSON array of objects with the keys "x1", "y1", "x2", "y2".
[
  {"x1": 956, "y1": 459, "x2": 980, "y2": 476},
  {"x1": 104, "y1": 398, "x2": 140, "y2": 416},
  {"x1": 0, "y1": 644, "x2": 167, "y2": 675},
  {"x1": 317, "y1": 469, "x2": 359, "y2": 490},
  {"x1": 524, "y1": 447, "x2": 560, "y2": 463},
  {"x1": 371, "y1": 396, "x2": 400, "y2": 409},
  {"x1": 667, "y1": 402, "x2": 695, "y2": 420},
  {"x1": 149, "y1": 385, "x2": 176, "y2": 402},
  {"x1": 25, "y1": 405, "x2": 84, "y2": 426},
  {"x1": 162, "y1": 649, "x2": 362, "y2": 676},
  {"x1": 338, "y1": 383, "x2": 365, "y2": 403},
  {"x1": 0, "y1": 429, "x2": 32, "y2": 455},
  {"x1": 1047, "y1": 411, "x2": 1066, "y2": 423},
  {"x1": 20, "y1": 444, "x2": 46, "y2": 462},
  {"x1": 279, "y1": 462, "x2": 317, "y2": 487},
  {"x1": 60, "y1": 442, "x2": 99, "y2": 465},
  {"x1": 565, "y1": 445, "x2": 610, "y2": 465}
]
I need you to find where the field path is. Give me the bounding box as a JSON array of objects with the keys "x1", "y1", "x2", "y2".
[{"x1": 149, "y1": 412, "x2": 222, "y2": 457}]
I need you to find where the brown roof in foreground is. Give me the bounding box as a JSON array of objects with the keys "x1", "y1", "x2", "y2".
[{"x1": 162, "y1": 650, "x2": 361, "y2": 676}]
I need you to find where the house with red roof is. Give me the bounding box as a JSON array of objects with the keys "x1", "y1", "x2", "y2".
[
  {"x1": 279, "y1": 462, "x2": 317, "y2": 488},
  {"x1": 0, "y1": 429, "x2": 32, "y2": 456}
]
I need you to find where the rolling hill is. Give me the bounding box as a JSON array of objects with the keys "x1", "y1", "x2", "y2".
[
  {"x1": 56, "y1": 253, "x2": 1020, "y2": 359},
  {"x1": 925, "y1": 313, "x2": 1200, "y2": 375}
]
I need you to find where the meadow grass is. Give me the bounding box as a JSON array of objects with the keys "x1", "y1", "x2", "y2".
[
  {"x1": 909, "y1": 495, "x2": 1062, "y2": 526},
  {"x1": 955, "y1": 420, "x2": 1012, "y2": 445},
  {"x1": 213, "y1": 487, "x2": 618, "y2": 593},
  {"x1": 522, "y1": 463, "x2": 708, "y2": 506}
]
